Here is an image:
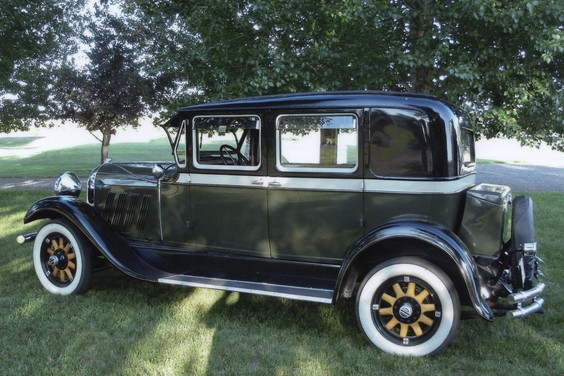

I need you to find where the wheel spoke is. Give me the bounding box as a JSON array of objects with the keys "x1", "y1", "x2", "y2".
[
  {"x1": 379, "y1": 307, "x2": 394, "y2": 316},
  {"x1": 385, "y1": 317, "x2": 400, "y2": 331},
  {"x1": 63, "y1": 243, "x2": 71, "y2": 253},
  {"x1": 381, "y1": 292, "x2": 397, "y2": 305},
  {"x1": 59, "y1": 270, "x2": 66, "y2": 282},
  {"x1": 67, "y1": 261, "x2": 76, "y2": 270},
  {"x1": 52, "y1": 268, "x2": 60, "y2": 278},
  {"x1": 410, "y1": 322, "x2": 423, "y2": 337},
  {"x1": 415, "y1": 289, "x2": 430, "y2": 303},
  {"x1": 420, "y1": 303, "x2": 436, "y2": 313},
  {"x1": 392, "y1": 283, "x2": 405, "y2": 298},
  {"x1": 64, "y1": 268, "x2": 74, "y2": 281},
  {"x1": 50, "y1": 240, "x2": 58, "y2": 250},
  {"x1": 67, "y1": 253, "x2": 76, "y2": 260},
  {"x1": 399, "y1": 323, "x2": 409, "y2": 337},
  {"x1": 47, "y1": 247, "x2": 55, "y2": 256},
  {"x1": 418, "y1": 314, "x2": 434, "y2": 327}
]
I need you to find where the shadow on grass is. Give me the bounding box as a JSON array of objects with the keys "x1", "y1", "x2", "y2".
[
  {"x1": 2, "y1": 191, "x2": 562, "y2": 375},
  {"x1": 0, "y1": 136, "x2": 42, "y2": 148}
]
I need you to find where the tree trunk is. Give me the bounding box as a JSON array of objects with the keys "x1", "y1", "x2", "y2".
[
  {"x1": 100, "y1": 129, "x2": 112, "y2": 164},
  {"x1": 407, "y1": 0, "x2": 435, "y2": 94}
]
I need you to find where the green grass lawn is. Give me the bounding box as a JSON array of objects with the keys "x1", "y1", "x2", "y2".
[
  {"x1": 0, "y1": 139, "x2": 174, "y2": 178},
  {"x1": 0, "y1": 191, "x2": 562, "y2": 375}
]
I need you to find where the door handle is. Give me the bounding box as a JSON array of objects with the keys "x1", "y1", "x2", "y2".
[
  {"x1": 251, "y1": 179, "x2": 264, "y2": 185},
  {"x1": 268, "y1": 181, "x2": 282, "y2": 187}
]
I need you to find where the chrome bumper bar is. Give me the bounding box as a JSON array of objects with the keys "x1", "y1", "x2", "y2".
[
  {"x1": 506, "y1": 282, "x2": 546, "y2": 318},
  {"x1": 508, "y1": 282, "x2": 545, "y2": 304}
]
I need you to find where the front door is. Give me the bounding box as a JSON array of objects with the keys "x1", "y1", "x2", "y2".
[{"x1": 188, "y1": 114, "x2": 270, "y2": 258}]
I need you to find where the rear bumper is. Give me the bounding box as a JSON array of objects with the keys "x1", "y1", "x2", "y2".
[{"x1": 507, "y1": 282, "x2": 545, "y2": 318}]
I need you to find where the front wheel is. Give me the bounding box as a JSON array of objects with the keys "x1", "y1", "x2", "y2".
[
  {"x1": 33, "y1": 219, "x2": 92, "y2": 295},
  {"x1": 356, "y1": 257, "x2": 460, "y2": 356}
]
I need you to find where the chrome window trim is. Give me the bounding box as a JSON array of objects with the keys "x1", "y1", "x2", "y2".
[
  {"x1": 275, "y1": 113, "x2": 359, "y2": 174},
  {"x1": 192, "y1": 114, "x2": 262, "y2": 172},
  {"x1": 174, "y1": 119, "x2": 188, "y2": 169}
]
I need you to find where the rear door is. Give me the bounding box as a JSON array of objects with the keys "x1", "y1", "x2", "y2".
[{"x1": 267, "y1": 111, "x2": 364, "y2": 263}]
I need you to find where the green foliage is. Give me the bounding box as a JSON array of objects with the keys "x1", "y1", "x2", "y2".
[
  {"x1": 0, "y1": 0, "x2": 84, "y2": 132},
  {"x1": 0, "y1": 191, "x2": 562, "y2": 374},
  {"x1": 51, "y1": 6, "x2": 159, "y2": 163},
  {"x1": 2, "y1": 0, "x2": 563, "y2": 151},
  {"x1": 128, "y1": 0, "x2": 563, "y2": 150}
]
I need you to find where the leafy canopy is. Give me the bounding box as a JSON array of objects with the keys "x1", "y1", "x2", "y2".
[
  {"x1": 128, "y1": 0, "x2": 563, "y2": 150},
  {"x1": 51, "y1": 6, "x2": 156, "y2": 163},
  {"x1": 0, "y1": 0, "x2": 84, "y2": 132}
]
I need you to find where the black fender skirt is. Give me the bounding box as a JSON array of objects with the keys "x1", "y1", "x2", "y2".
[
  {"x1": 338, "y1": 220, "x2": 495, "y2": 321},
  {"x1": 24, "y1": 196, "x2": 168, "y2": 282}
]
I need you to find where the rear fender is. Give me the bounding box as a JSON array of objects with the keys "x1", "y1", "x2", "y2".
[
  {"x1": 337, "y1": 220, "x2": 495, "y2": 321},
  {"x1": 24, "y1": 196, "x2": 165, "y2": 281}
]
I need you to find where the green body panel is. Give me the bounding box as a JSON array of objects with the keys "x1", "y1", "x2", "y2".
[
  {"x1": 268, "y1": 189, "x2": 363, "y2": 263},
  {"x1": 190, "y1": 184, "x2": 270, "y2": 257},
  {"x1": 363, "y1": 192, "x2": 464, "y2": 232},
  {"x1": 459, "y1": 184, "x2": 512, "y2": 256},
  {"x1": 160, "y1": 183, "x2": 191, "y2": 243}
]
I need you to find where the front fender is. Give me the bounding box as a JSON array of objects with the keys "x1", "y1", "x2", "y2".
[
  {"x1": 337, "y1": 220, "x2": 495, "y2": 321},
  {"x1": 24, "y1": 196, "x2": 166, "y2": 282}
]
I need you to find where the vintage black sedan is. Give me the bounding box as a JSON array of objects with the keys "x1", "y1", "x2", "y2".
[{"x1": 18, "y1": 91, "x2": 545, "y2": 356}]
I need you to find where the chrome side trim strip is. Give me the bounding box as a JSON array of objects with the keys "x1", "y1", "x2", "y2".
[
  {"x1": 364, "y1": 174, "x2": 476, "y2": 194},
  {"x1": 158, "y1": 275, "x2": 334, "y2": 304},
  {"x1": 189, "y1": 174, "x2": 266, "y2": 188},
  {"x1": 268, "y1": 177, "x2": 362, "y2": 192},
  {"x1": 185, "y1": 173, "x2": 476, "y2": 194}
]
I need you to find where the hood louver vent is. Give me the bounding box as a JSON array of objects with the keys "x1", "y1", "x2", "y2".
[{"x1": 102, "y1": 192, "x2": 152, "y2": 233}]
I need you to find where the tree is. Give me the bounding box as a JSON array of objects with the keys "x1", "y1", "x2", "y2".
[
  {"x1": 52, "y1": 7, "x2": 154, "y2": 163},
  {"x1": 127, "y1": 0, "x2": 563, "y2": 150},
  {"x1": 0, "y1": 0, "x2": 84, "y2": 132}
]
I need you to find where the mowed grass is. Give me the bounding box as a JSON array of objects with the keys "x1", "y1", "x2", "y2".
[
  {"x1": 0, "y1": 139, "x2": 174, "y2": 178},
  {"x1": 0, "y1": 191, "x2": 562, "y2": 375}
]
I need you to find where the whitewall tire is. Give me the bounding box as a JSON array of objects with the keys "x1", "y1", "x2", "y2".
[
  {"x1": 33, "y1": 219, "x2": 92, "y2": 295},
  {"x1": 356, "y1": 257, "x2": 460, "y2": 356}
]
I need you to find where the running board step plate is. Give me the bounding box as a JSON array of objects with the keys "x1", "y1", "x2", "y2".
[{"x1": 159, "y1": 274, "x2": 334, "y2": 304}]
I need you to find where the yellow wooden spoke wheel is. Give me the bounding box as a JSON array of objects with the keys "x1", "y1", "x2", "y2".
[
  {"x1": 33, "y1": 219, "x2": 92, "y2": 295},
  {"x1": 356, "y1": 257, "x2": 460, "y2": 356}
]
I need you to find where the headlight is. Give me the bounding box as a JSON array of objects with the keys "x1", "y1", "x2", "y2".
[{"x1": 54, "y1": 172, "x2": 82, "y2": 197}]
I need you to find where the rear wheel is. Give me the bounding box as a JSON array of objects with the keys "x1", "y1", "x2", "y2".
[
  {"x1": 356, "y1": 257, "x2": 460, "y2": 356},
  {"x1": 33, "y1": 219, "x2": 92, "y2": 295}
]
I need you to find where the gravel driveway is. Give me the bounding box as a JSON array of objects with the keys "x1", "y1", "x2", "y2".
[
  {"x1": 476, "y1": 164, "x2": 563, "y2": 192},
  {"x1": 1, "y1": 163, "x2": 562, "y2": 192}
]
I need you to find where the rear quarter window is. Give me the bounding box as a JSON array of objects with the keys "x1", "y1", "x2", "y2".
[{"x1": 369, "y1": 108, "x2": 436, "y2": 178}]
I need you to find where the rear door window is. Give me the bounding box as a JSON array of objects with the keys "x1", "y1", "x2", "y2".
[{"x1": 276, "y1": 114, "x2": 358, "y2": 173}]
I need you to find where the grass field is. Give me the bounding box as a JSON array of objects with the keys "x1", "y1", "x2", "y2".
[
  {"x1": 0, "y1": 190, "x2": 562, "y2": 375},
  {"x1": 0, "y1": 138, "x2": 173, "y2": 178}
]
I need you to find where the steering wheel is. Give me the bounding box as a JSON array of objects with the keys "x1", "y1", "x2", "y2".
[{"x1": 219, "y1": 144, "x2": 250, "y2": 166}]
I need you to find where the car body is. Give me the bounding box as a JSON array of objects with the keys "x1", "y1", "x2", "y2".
[{"x1": 19, "y1": 91, "x2": 545, "y2": 356}]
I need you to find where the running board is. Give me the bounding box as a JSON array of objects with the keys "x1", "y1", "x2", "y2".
[{"x1": 158, "y1": 274, "x2": 334, "y2": 304}]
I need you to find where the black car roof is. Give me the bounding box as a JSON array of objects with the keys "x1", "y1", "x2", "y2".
[{"x1": 176, "y1": 91, "x2": 451, "y2": 113}]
